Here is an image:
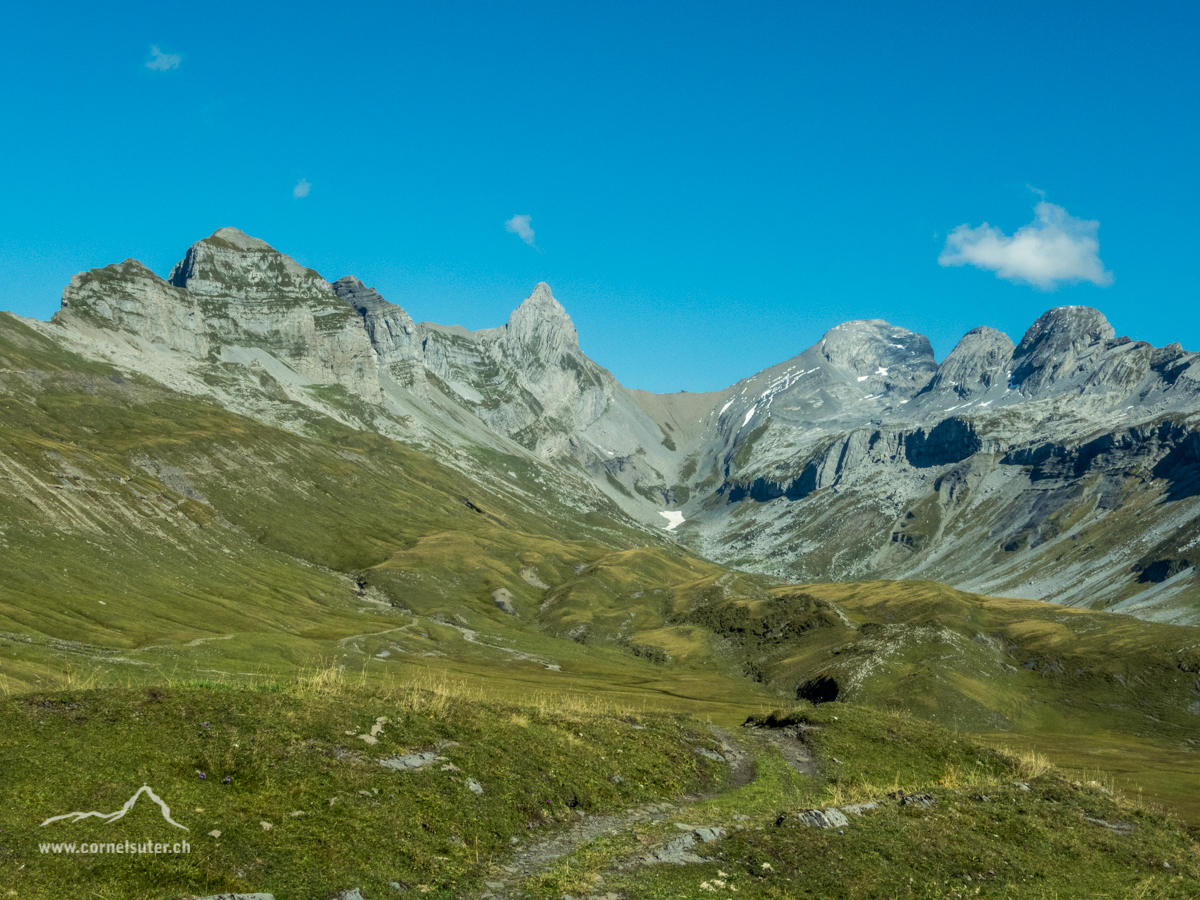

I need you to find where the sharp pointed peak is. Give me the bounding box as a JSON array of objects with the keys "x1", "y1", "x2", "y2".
[
  {"x1": 517, "y1": 282, "x2": 560, "y2": 307},
  {"x1": 504, "y1": 282, "x2": 578, "y2": 351},
  {"x1": 509, "y1": 282, "x2": 572, "y2": 322}
]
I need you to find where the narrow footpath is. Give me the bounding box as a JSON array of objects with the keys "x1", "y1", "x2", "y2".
[{"x1": 475, "y1": 722, "x2": 819, "y2": 900}]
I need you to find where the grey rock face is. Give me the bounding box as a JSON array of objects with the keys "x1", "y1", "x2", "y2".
[
  {"x1": 331, "y1": 276, "x2": 426, "y2": 392},
  {"x1": 673, "y1": 301, "x2": 1200, "y2": 622},
  {"x1": 1011, "y1": 305, "x2": 1117, "y2": 394},
  {"x1": 646, "y1": 832, "x2": 706, "y2": 864},
  {"x1": 819, "y1": 319, "x2": 937, "y2": 394},
  {"x1": 379, "y1": 752, "x2": 438, "y2": 770},
  {"x1": 502, "y1": 282, "x2": 579, "y2": 361},
  {"x1": 923, "y1": 326, "x2": 1014, "y2": 399},
  {"x1": 792, "y1": 808, "x2": 850, "y2": 828},
  {"x1": 57, "y1": 228, "x2": 381, "y2": 402},
  {"x1": 36, "y1": 233, "x2": 677, "y2": 531},
  {"x1": 492, "y1": 588, "x2": 518, "y2": 616},
  {"x1": 58, "y1": 259, "x2": 208, "y2": 357}
]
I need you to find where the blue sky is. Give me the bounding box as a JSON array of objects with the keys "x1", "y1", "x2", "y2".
[{"x1": 1, "y1": 1, "x2": 1196, "y2": 393}]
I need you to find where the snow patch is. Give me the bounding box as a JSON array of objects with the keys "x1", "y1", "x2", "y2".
[
  {"x1": 875, "y1": 367, "x2": 888, "y2": 376},
  {"x1": 720, "y1": 399, "x2": 734, "y2": 414},
  {"x1": 659, "y1": 510, "x2": 685, "y2": 531},
  {"x1": 857, "y1": 375, "x2": 869, "y2": 382},
  {"x1": 742, "y1": 408, "x2": 756, "y2": 427}
]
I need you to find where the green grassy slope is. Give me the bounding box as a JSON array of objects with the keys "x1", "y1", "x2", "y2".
[
  {"x1": 669, "y1": 578, "x2": 1200, "y2": 824},
  {"x1": 0, "y1": 677, "x2": 725, "y2": 899},
  {"x1": 606, "y1": 705, "x2": 1200, "y2": 900},
  {"x1": 4, "y1": 679, "x2": 1197, "y2": 900},
  {"x1": 0, "y1": 311, "x2": 779, "y2": 718}
]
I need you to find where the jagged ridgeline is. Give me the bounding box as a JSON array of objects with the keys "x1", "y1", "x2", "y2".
[
  {"x1": 14, "y1": 227, "x2": 1198, "y2": 627},
  {"x1": 1, "y1": 227, "x2": 1199, "y2": 686}
]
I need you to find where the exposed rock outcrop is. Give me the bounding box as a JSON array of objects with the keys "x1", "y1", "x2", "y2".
[
  {"x1": 922, "y1": 326, "x2": 1014, "y2": 399},
  {"x1": 331, "y1": 276, "x2": 426, "y2": 392},
  {"x1": 58, "y1": 228, "x2": 382, "y2": 400},
  {"x1": 1010, "y1": 305, "x2": 1116, "y2": 394}
]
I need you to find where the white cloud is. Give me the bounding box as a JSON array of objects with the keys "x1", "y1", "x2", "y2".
[
  {"x1": 145, "y1": 45, "x2": 181, "y2": 71},
  {"x1": 293, "y1": 178, "x2": 311, "y2": 199},
  {"x1": 504, "y1": 214, "x2": 535, "y2": 246},
  {"x1": 938, "y1": 201, "x2": 1113, "y2": 289}
]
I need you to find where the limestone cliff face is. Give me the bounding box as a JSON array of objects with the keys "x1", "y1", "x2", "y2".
[
  {"x1": 500, "y1": 282, "x2": 579, "y2": 362},
  {"x1": 58, "y1": 259, "x2": 209, "y2": 358},
  {"x1": 486, "y1": 284, "x2": 606, "y2": 452},
  {"x1": 923, "y1": 327, "x2": 1015, "y2": 399},
  {"x1": 1011, "y1": 305, "x2": 1117, "y2": 395},
  {"x1": 167, "y1": 229, "x2": 381, "y2": 398},
  {"x1": 411, "y1": 283, "x2": 640, "y2": 465},
  {"x1": 335, "y1": 277, "x2": 658, "y2": 471},
  {"x1": 331, "y1": 276, "x2": 426, "y2": 392},
  {"x1": 818, "y1": 319, "x2": 937, "y2": 395},
  {"x1": 685, "y1": 303, "x2": 1200, "y2": 622},
  {"x1": 57, "y1": 228, "x2": 381, "y2": 400}
]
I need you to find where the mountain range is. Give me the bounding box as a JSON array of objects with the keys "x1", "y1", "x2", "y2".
[{"x1": 13, "y1": 226, "x2": 1200, "y2": 624}]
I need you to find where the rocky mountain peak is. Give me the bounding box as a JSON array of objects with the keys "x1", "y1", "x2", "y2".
[
  {"x1": 924, "y1": 326, "x2": 1015, "y2": 398},
  {"x1": 503, "y1": 283, "x2": 579, "y2": 358},
  {"x1": 205, "y1": 227, "x2": 277, "y2": 252},
  {"x1": 817, "y1": 319, "x2": 937, "y2": 392},
  {"x1": 511, "y1": 281, "x2": 567, "y2": 317},
  {"x1": 330, "y1": 276, "x2": 422, "y2": 374},
  {"x1": 168, "y1": 228, "x2": 323, "y2": 300},
  {"x1": 1015, "y1": 306, "x2": 1115, "y2": 357},
  {"x1": 1011, "y1": 306, "x2": 1117, "y2": 393}
]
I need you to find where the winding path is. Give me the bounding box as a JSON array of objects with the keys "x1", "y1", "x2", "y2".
[{"x1": 475, "y1": 723, "x2": 817, "y2": 900}]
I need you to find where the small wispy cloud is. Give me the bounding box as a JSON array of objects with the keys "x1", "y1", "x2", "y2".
[
  {"x1": 145, "y1": 45, "x2": 181, "y2": 71},
  {"x1": 938, "y1": 199, "x2": 1113, "y2": 290},
  {"x1": 293, "y1": 178, "x2": 311, "y2": 199},
  {"x1": 505, "y1": 214, "x2": 535, "y2": 246}
]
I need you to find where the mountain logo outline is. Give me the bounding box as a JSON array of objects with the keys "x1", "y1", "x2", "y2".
[{"x1": 40, "y1": 784, "x2": 189, "y2": 830}]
